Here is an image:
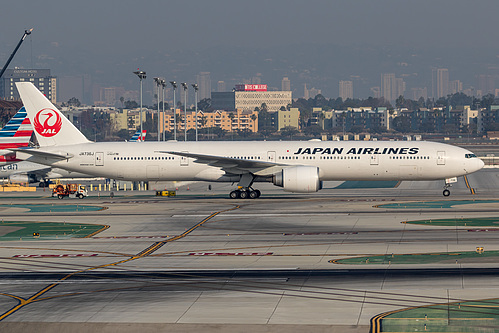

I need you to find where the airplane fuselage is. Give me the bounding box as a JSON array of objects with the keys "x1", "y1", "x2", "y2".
[{"x1": 23, "y1": 140, "x2": 482, "y2": 183}]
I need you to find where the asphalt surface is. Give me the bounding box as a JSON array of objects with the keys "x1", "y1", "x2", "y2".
[{"x1": 0, "y1": 169, "x2": 499, "y2": 332}]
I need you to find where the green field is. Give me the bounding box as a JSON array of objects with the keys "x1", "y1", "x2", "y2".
[
  {"x1": 0, "y1": 204, "x2": 105, "y2": 213},
  {"x1": 376, "y1": 200, "x2": 499, "y2": 209},
  {"x1": 378, "y1": 299, "x2": 499, "y2": 332},
  {"x1": 332, "y1": 250, "x2": 499, "y2": 265},
  {"x1": 0, "y1": 221, "x2": 108, "y2": 240}
]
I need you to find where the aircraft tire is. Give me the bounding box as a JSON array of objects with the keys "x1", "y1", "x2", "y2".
[
  {"x1": 239, "y1": 190, "x2": 248, "y2": 199},
  {"x1": 255, "y1": 189, "x2": 261, "y2": 198},
  {"x1": 249, "y1": 190, "x2": 258, "y2": 199},
  {"x1": 229, "y1": 190, "x2": 240, "y2": 199},
  {"x1": 443, "y1": 189, "x2": 450, "y2": 196}
]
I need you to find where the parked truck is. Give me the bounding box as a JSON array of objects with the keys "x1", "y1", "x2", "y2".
[{"x1": 52, "y1": 184, "x2": 88, "y2": 199}]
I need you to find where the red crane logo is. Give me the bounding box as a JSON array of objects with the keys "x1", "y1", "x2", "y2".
[{"x1": 34, "y1": 109, "x2": 62, "y2": 137}]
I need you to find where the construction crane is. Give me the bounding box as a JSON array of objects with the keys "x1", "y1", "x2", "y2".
[{"x1": 0, "y1": 28, "x2": 33, "y2": 80}]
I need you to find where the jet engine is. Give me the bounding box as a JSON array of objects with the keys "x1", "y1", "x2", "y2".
[
  {"x1": 9, "y1": 174, "x2": 30, "y2": 184},
  {"x1": 272, "y1": 166, "x2": 322, "y2": 193}
]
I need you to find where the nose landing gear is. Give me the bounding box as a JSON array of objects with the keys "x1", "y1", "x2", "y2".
[{"x1": 442, "y1": 177, "x2": 458, "y2": 197}]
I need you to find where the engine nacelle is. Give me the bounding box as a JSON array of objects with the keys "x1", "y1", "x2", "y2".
[
  {"x1": 272, "y1": 166, "x2": 322, "y2": 193},
  {"x1": 9, "y1": 174, "x2": 29, "y2": 184}
]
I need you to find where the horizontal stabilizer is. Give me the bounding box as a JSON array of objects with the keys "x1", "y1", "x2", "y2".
[{"x1": 9, "y1": 148, "x2": 73, "y2": 161}]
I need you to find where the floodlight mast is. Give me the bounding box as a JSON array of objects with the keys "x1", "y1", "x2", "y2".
[
  {"x1": 181, "y1": 82, "x2": 188, "y2": 141},
  {"x1": 153, "y1": 77, "x2": 161, "y2": 142},
  {"x1": 133, "y1": 70, "x2": 146, "y2": 137},
  {"x1": 160, "y1": 79, "x2": 166, "y2": 141},
  {"x1": 170, "y1": 81, "x2": 177, "y2": 140},
  {"x1": 192, "y1": 83, "x2": 199, "y2": 141},
  {"x1": 0, "y1": 29, "x2": 33, "y2": 80}
]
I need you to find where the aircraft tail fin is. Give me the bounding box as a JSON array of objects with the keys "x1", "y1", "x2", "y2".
[
  {"x1": 0, "y1": 107, "x2": 33, "y2": 149},
  {"x1": 15, "y1": 82, "x2": 90, "y2": 147},
  {"x1": 130, "y1": 129, "x2": 147, "y2": 142}
]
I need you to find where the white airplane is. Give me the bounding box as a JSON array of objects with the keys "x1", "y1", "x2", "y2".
[
  {"x1": 1, "y1": 116, "x2": 145, "y2": 185},
  {"x1": 14, "y1": 82, "x2": 484, "y2": 198}
]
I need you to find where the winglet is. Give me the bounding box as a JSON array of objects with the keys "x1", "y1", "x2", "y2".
[{"x1": 15, "y1": 82, "x2": 90, "y2": 147}]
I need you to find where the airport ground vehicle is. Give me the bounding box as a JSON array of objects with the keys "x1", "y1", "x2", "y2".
[
  {"x1": 52, "y1": 183, "x2": 87, "y2": 199},
  {"x1": 155, "y1": 190, "x2": 176, "y2": 197}
]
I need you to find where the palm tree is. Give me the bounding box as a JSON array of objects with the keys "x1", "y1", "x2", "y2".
[{"x1": 250, "y1": 114, "x2": 257, "y2": 132}]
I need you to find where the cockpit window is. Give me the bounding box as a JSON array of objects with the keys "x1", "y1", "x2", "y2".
[{"x1": 465, "y1": 153, "x2": 477, "y2": 158}]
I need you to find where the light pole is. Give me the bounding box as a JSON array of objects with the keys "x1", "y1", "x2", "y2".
[
  {"x1": 133, "y1": 70, "x2": 146, "y2": 137},
  {"x1": 160, "y1": 79, "x2": 166, "y2": 141},
  {"x1": 170, "y1": 81, "x2": 177, "y2": 140},
  {"x1": 192, "y1": 83, "x2": 199, "y2": 141},
  {"x1": 153, "y1": 77, "x2": 161, "y2": 142},
  {"x1": 181, "y1": 82, "x2": 188, "y2": 141}
]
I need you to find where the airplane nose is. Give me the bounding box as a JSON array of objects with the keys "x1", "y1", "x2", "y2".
[{"x1": 478, "y1": 158, "x2": 485, "y2": 171}]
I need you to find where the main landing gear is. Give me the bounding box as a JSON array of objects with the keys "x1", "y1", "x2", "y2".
[
  {"x1": 229, "y1": 187, "x2": 261, "y2": 199},
  {"x1": 229, "y1": 174, "x2": 262, "y2": 199}
]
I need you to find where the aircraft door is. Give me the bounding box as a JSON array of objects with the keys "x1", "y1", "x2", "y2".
[
  {"x1": 95, "y1": 152, "x2": 104, "y2": 166},
  {"x1": 180, "y1": 151, "x2": 189, "y2": 166},
  {"x1": 267, "y1": 151, "x2": 276, "y2": 162},
  {"x1": 437, "y1": 151, "x2": 445, "y2": 165},
  {"x1": 370, "y1": 154, "x2": 379, "y2": 165}
]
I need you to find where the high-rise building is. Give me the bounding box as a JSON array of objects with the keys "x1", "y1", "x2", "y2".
[
  {"x1": 217, "y1": 81, "x2": 226, "y2": 92},
  {"x1": 432, "y1": 68, "x2": 449, "y2": 99},
  {"x1": 437, "y1": 68, "x2": 449, "y2": 98},
  {"x1": 304, "y1": 85, "x2": 321, "y2": 99},
  {"x1": 394, "y1": 78, "x2": 406, "y2": 100},
  {"x1": 281, "y1": 77, "x2": 291, "y2": 91},
  {"x1": 370, "y1": 86, "x2": 381, "y2": 98},
  {"x1": 381, "y1": 73, "x2": 404, "y2": 103},
  {"x1": 450, "y1": 80, "x2": 463, "y2": 94},
  {"x1": 411, "y1": 87, "x2": 428, "y2": 100},
  {"x1": 478, "y1": 75, "x2": 495, "y2": 95},
  {"x1": 339, "y1": 80, "x2": 353, "y2": 100},
  {"x1": 381, "y1": 73, "x2": 395, "y2": 102},
  {"x1": 196, "y1": 72, "x2": 211, "y2": 100},
  {"x1": 0, "y1": 69, "x2": 56, "y2": 103}
]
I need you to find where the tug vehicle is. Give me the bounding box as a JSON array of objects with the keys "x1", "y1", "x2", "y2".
[{"x1": 52, "y1": 183, "x2": 87, "y2": 199}]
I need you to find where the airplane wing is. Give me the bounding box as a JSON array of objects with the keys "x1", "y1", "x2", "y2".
[{"x1": 159, "y1": 151, "x2": 286, "y2": 175}]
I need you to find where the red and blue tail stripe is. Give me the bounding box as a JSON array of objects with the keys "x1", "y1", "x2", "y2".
[
  {"x1": 0, "y1": 107, "x2": 33, "y2": 149},
  {"x1": 0, "y1": 107, "x2": 33, "y2": 164}
]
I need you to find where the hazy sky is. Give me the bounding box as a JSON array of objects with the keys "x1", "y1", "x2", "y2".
[
  {"x1": 3, "y1": 1, "x2": 498, "y2": 50},
  {"x1": 2, "y1": 0, "x2": 499, "y2": 100}
]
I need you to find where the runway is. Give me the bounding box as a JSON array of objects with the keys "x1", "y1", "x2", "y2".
[{"x1": 0, "y1": 169, "x2": 499, "y2": 332}]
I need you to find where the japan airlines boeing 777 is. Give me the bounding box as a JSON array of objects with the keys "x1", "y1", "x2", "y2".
[{"x1": 14, "y1": 82, "x2": 483, "y2": 198}]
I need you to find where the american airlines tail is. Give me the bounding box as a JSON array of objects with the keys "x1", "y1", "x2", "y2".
[
  {"x1": 0, "y1": 107, "x2": 33, "y2": 149},
  {"x1": 130, "y1": 129, "x2": 147, "y2": 142},
  {"x1": 16, "y1": 82, "x2": 90, "y2": 147},
  {"x1": 0, "y1": 107, "x2": 33, "y2": 164}
]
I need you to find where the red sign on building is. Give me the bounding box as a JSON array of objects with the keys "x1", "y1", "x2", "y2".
[{"x1": 235, "y1": 84, "x2": 267, "y2": 92}]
